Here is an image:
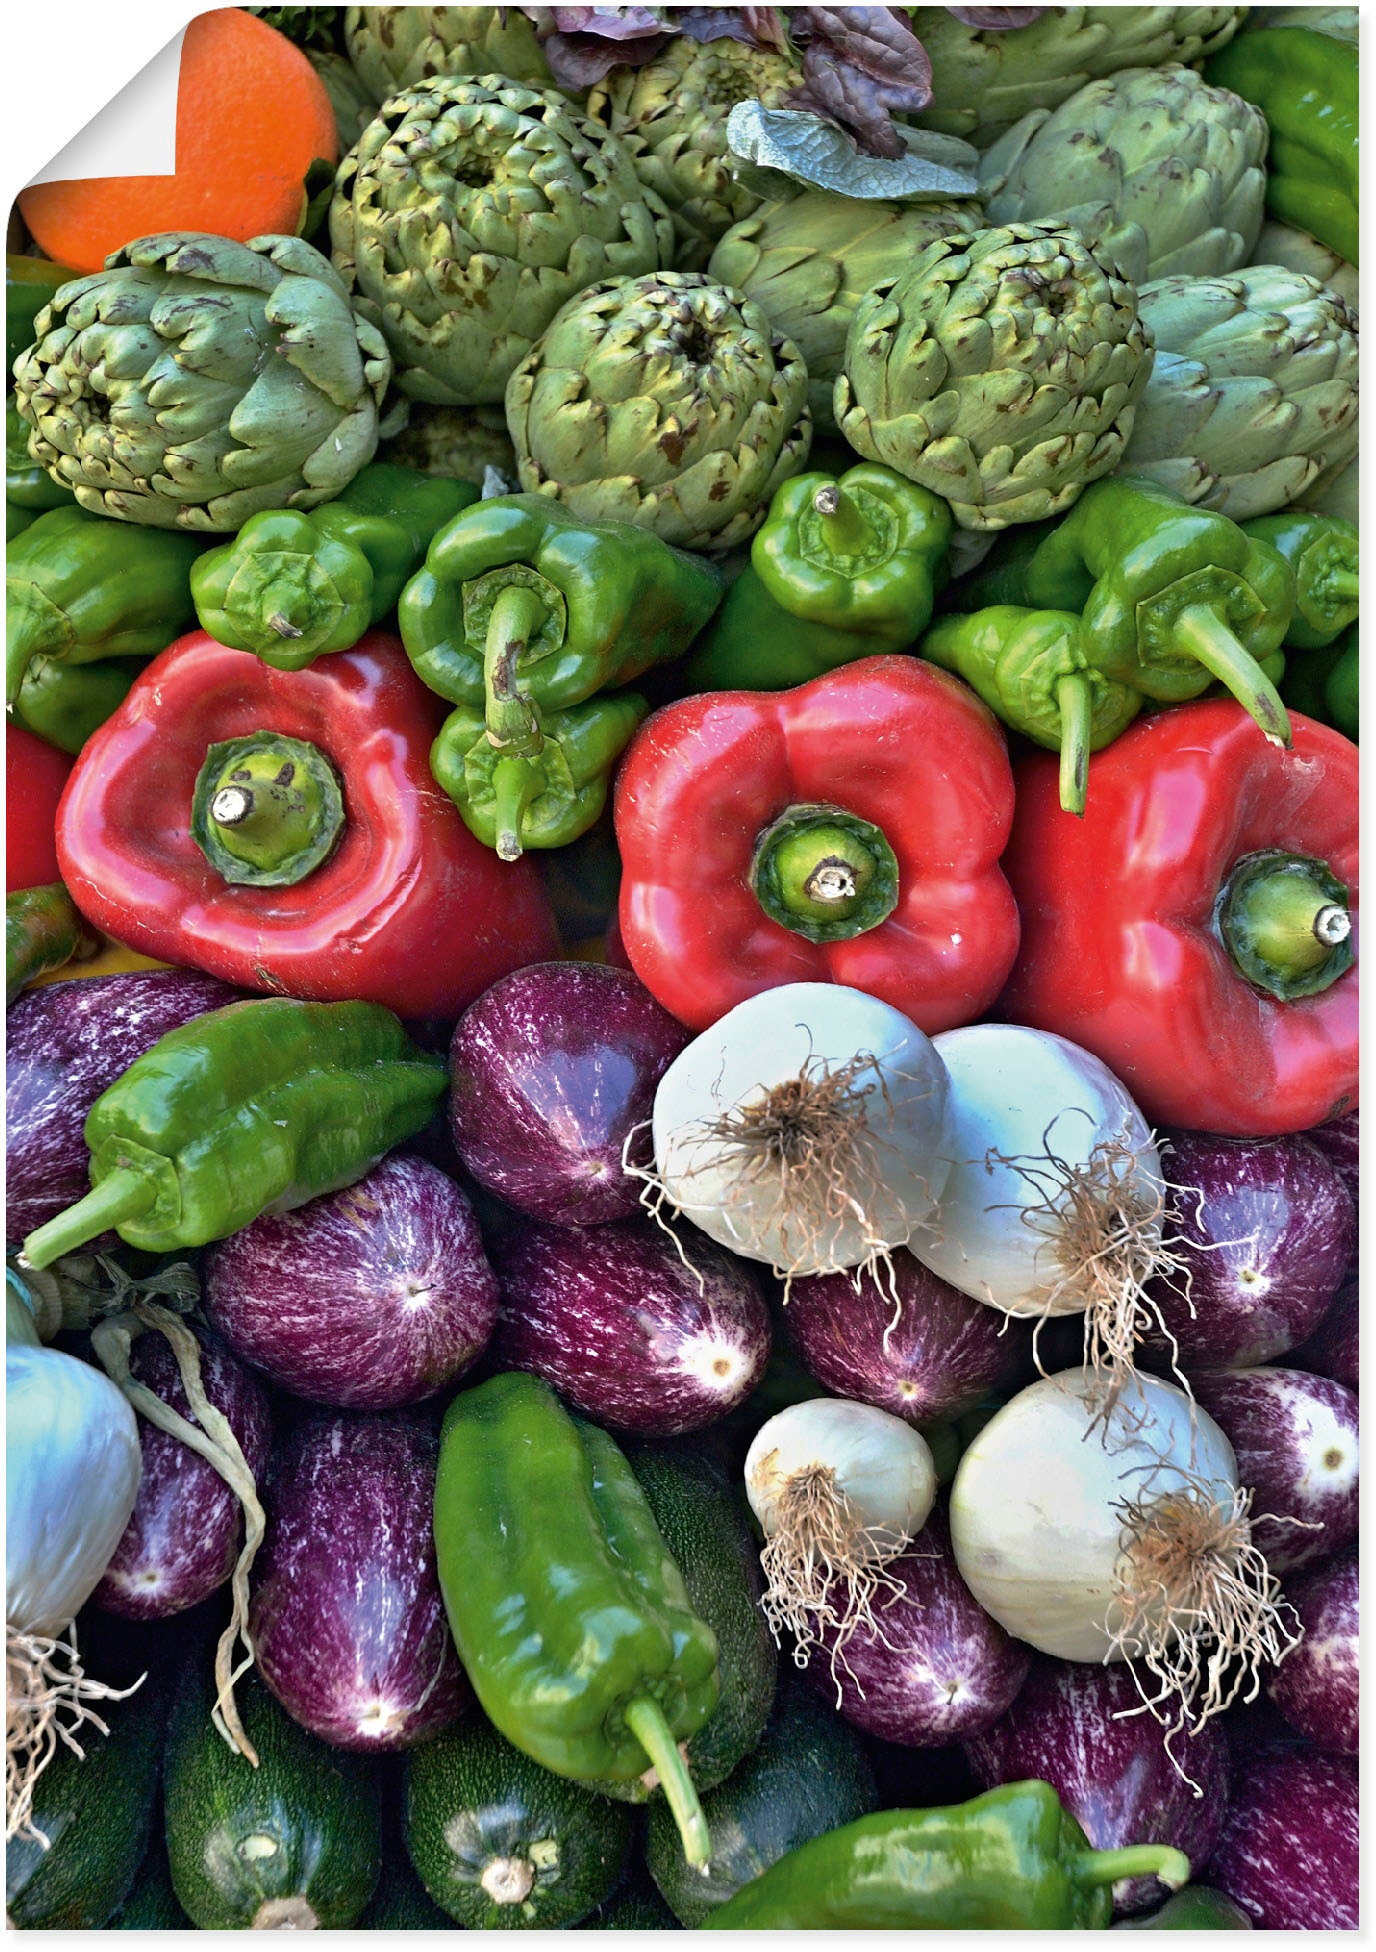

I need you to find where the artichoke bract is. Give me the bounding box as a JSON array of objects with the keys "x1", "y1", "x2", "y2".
[
  {"x1": 1120, "y1": 266, "x2": 1359, "y2": 521},
  {"x1": 1251, "y1": 220, "x2": 1358, "y2": 311},
  {"x1": 586, "y1": 37, "x2": 799, "y2": 270},
  {"x1": 331, "y1": 76, "x2": 673, "y2": 407},
  {"x1": 506, "y1": 272, "x2": 811, "y2": 554},
  {"x1": 835, "y1": 223, "x2": 1154, "y2": 532},
  {"x1": 707, "y1": 193, "x2": 984, "y2": 436},
  {"x1": 910, "y1": 6, "x2": 1248, "y2": 147},
  {"x1": 10, "y1": 233, "x2": 391, "y2": 533},
  {"x1": 380, "y1": 403, "x2": 515, "y2": 485},
  {"x1": 342, "y1": 5, "x2": 552, "y2": 98},
  {"x1": 979, "y1": 66, "x2": 1267, "y2": 287}
]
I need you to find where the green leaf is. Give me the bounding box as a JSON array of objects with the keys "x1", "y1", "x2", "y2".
[{"x1": 726, "y1": 102, "x2": 981, "y2": 202}]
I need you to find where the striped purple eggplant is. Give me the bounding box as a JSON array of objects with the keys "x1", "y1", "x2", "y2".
[
  {"x1": 250, "y1": 1411, "x2": 466, "y2": 1752},
  {"x1": 450, "y1": 961, "x2": 688, "y2": 1226},
  {"x1": 94, "y1": 1324, "x2": 271, "y2": 1620},
  {"x1": 963, "y1": 1655, "x2": 1229, "y2": 1916},
  {"x1": 1191, "y1": 1366, "x2": 1358, "y2": 1573},
  {"x1": 487, "y1": 1212, "x2": 770, "y2": 1434},
  {"x1": 1305, "y1": 1107, "x2": 1358, "y2": 1210},
  {"x1": 1266, "y1": 1548, "x2": 1357, "y2": 1755},
  {"x1": 1207, "y1": 1742, "x2": 1357, "y2": 1929},
  {"x1": 6, "y1": 969, "x2": 240, "y2": 1241},
  {"x1": 1289, "y1": 1273, "x2": 1358, "y2": 1392},
  {"x1": 804, "y1": 1509, "x2": 1029, "y2": 1749},
  {"x1": 202, "y1": 1155, "x2": 499, "y2": 1409}
]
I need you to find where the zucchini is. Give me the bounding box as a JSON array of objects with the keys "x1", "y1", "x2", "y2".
[
  {"x1": 111, "y1": 1836, "x2": 193, "y2": 1930},
  {"x1": 358, "y1": 1854, "x2": 453, "y2": 1930},
  {"x1": 405, "y1": 1713, "x2": 635, "y2": 1929},
  {"x1": 6, "y1": 1674, "x2": 165, "y2": 1929},
  {"x1": 646, "y1": 1676, "x2": 880, "y2": 1927},
  {"x1": 584, "y1": 1864, "x2": 685, "y2": 1930},
  {"x1": 164, "y1": 1664, "x2": 381, "y2": 1929}
]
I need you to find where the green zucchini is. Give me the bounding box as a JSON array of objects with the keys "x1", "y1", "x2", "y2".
[
  {"x1": 590, "y1": 1443, "x2": 776, "y2": 1804},
  {"x1": 646, "y1": 1676, "x2": 880, "y2": 1927},
  {"x1": 583, "y1": 1864, "x2": 685, "y2": 1930},
  {"x1": 111, "y1": 1835, "x2": 193, "y2": 1930},
  {"x1": 405, "y1": 1713, "x2": 635, "y2": 1929},
  {"x1": 358, "y1": 1853, "x2": 453, "y2": 1930},
  {"x1": 164, "y1": 1664, "x2": 381, "y2": 1929},
  {"x1": 6, "y1": 1675, "x2": 165, "y2": 1929}
]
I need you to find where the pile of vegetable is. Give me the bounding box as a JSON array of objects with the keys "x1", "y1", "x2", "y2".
[{"x1": 4, "y1": 2, "x2": 1359, "y2": 1934}]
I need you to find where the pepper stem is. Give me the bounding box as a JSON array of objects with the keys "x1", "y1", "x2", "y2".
[
  {"x1": 490, "y1": 755, "x2": 544, "y2": 863},
  {"x1": 812, "y1": 483, "x2": 873, "y2": 558},
  {"x1": 1173, "y1": 604, "x2": 1292, "y2": 748},
  {"x1": 20, "y1": 1169, "x2": 155, "y2": 1272},
  {"x1": 1217, "y1": 848, "x2": 1355, "y2": 1000},
  {"x1": 1055, "y1": 672, "x2": 1093, "y2": 817},
  {"x1": 624, "y1": 1697, "x2": 710, "y2": 1869},
  {"x1": 751, "y1": 803, "x2": 900, "y2": 944},
  {"x1": 191, "y1": 733, "x2": 345, "y2": 888},
  {"x1": 1330, "y1": 570, "x2": 1360, "y2": 603},
  {"x1": 1073, "y1": 1844, "x2": 1191, "y2": 1894},
  {"x1": 484, "y1": 584, "x2": 549, "y2": 759}
]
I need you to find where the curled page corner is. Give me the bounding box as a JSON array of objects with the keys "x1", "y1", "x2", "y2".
[{"x1": 27, "y1": 27, "x2": 188, "y2": 189}]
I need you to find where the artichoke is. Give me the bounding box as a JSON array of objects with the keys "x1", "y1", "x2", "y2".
[
  {"x1": 331, "y1": 77, "x2": 673, "y2": 407},
  {"x1": 910, "y1": 7, "x2": 1248, "y2": 147},
  {"x1": 1251, "y1": 220, "x2": 1358, "y2": 312},
  {"x1": 586, "y1": 38, "x2": 799, "y2": 270},
  {"x1": 343, "y1": 6, "x2": 551, "y2": 98},
  {"x1": 11, "y1": 232, "x2": 391, "y2": 533},
  {"x1": 835, "y1": 223, "x2": 1154, "y2": 532},
  {"x1": 979, "y1": 66, "x2": 1267, "y2": 287},
  {"x1": 1120, "y1": 266, "x2": 1359, "y2": 521},
  {"x1": 505, "y1": 271, "x2": 811, "y2": 553},
  {"x1": 380, "y1": 403, "x2": 516, "y2": 483},
  {"x1": 707, "y1": 192, "x2": 983, "y2": 436},
  {"x1": 308, "y1": 49, "x2": 381, "y2": 153}
]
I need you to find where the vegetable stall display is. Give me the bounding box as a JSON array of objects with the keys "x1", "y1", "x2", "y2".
[{"x1": 2, "y1": 2, "x2": 1360, "y2": 1935}]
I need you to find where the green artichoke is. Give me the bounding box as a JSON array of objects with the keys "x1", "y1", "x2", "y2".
[
  {"x1": 910, "y1": 7, "x2": 1248, "y2": 147},
  {"x1": 707, "y1": 192, "x2": 983, "y2": 436},
  {"x1": 505, "y1": 271, "x2": 811, "y2": 553},
  {"x1": 835, "y1": 223, "x2": 1154, "y2": 532},
  {"x1": 1297, "y1": 459, "x2": 1357, "y2": 528},
  {"x1": 380, "y1": 403, "x2": 515, "y2": 483},
  {"x1": 11, "y1": 232, "x2": 391, "y2": 533},
  {"x1": 331, "y1": 77, "x2": 673, "y2": 408},
  {"x1": 1120, "y1": 266, "x2": 1359, "y2": 520},
  {"x1": 343, "y1": 6, "x2": 552, "y2": 98},
  {"x1": 1251, "y1": 220, "x2": 1358, "y2": 311},
  {"x1": 308, "y1": 49, "x2": 381, "y2": 153},
  {"x1": 979, "y1": 66, "x2": 1267, "y2": 287},
  {"x1": 586, "y1": 38, "x2": 799, "y2": 270}
]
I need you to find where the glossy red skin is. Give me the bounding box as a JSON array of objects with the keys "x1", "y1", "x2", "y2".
[
  {"x1": 614, "y1": 656, "x2": 1020, "y2": 1033},
  {"x1": 7, "y1": 723, "x2": 72, "y2": 892},
  {"x1": 53, "y1": 630, "x2": 558, "y2": 1019},
  {"x1": 1001, "y1": 703, "x2": 1358, "y2": 1136}
]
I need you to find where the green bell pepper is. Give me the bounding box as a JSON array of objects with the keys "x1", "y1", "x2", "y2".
[
  {"x1": 702, "y1": 1782, "x2": 1191, "y2": 1931},
  {"x1": 684, "y1": 464, "x2": 951, "y2": 691},
  {"x1": 922, "y1": 607, "x2": 1141, "y2": 815},
  {"x1": 433, "y1": 1371, "x2": 719, "y2": 1869},
  {"x1": 1115, "y1": 1885, "x2": 1254, "y2": 1930},
  {"x1": 1207, "y1": 22, "x2": 1358, "y2": 266},
  {"x1": 1243, "y1": 509, "x2": 1358, "y2": 652},
  {"x1": 19, "y1": 997, "x2": 447, "y2": 1270},
  {"x1": 6, "y1": 883, "x2": 99, "y2": 1005},
  {"x1": 7, "y1": 398, "x2": 73, "y2": 516},
  {"x1": 1282, "y1": 619, "x2": 1358, "y2": 742},
  {"x1": 190, "y1": 463, "x2": 479, "y2": 669},
  {"x1": 9, "y1": 652, "x2": 147, "y2": 756},
  {"x1": 7, "y1": 506, "x2": 205, "y2": 711},
  {"x1": 431, "y1": 690, "x2": 648, "y2": 861}
]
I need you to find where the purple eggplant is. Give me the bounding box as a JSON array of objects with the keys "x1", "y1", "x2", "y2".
[
  {"x1": 6, "y1": 969, "x2": 240, "y2": 1242},
  {"x1": 202, "y1": 1155, "x2": 498, "y2": 1410},
  {"x1": 1304, "y1": 1107, "x2": 1358, "y2": 1209},
  {"x1": 964, "y1": 1657, "x2": 1228, "y2": 1916},
  {"x1": 805, "y1": 1509, "x2": 1029, "y2": 1750},
  {"x1": 1288, "y1": 1274, "x2": 1358, "y2": 1392},
  {"x1": 94, "y1": 1324, "x2": 271, "y2": 1620},
  {"x1": 1265, "y1": 1548, "x2": 1357, "y2": 1755},
  {"x1": 1206, "y1": 1742, "x2": 1357, "y2": 1929},
  {"x1": 786, "y1": 1252, "x2": 1029, "y2": 1424},
  {"x1": 449, "y1": 962, "x2": 688, "y2": 1226},
  {"x1": 1191, "y1": 1367, "x2": 1358, "y2": 1573},
  {"x1": 1142, "y1": 1131, "x2": 1354, "y2": 1371},
  {"x1": 487, "y1": 1213, "x2": 770, "y2": 1435},
  {"x1": 250, "y1": 1411, "x2": 465, "y2": 1752}
]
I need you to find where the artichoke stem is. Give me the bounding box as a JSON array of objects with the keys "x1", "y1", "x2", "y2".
[
  {"x1": 812, "y1": 484, "x2": 872, "y2": 557},
  {"x1": 1173, "y1": 604, "x2": 1292, "y2": 749},
  {"x1": 483, "y1": 584, "x2": 549, "y2": 759},
  {"x1": 1055, "y1": 672, "x2": 1093, "y2": 818},
  {"x1": 489, "y1": 755, "x2": 544, "y2": 864}
]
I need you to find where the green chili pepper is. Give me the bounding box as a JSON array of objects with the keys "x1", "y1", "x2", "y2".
[
  {"x1": 19, "y1": 998, "x2": 447, "y2": 1270},
  {"x1": 190, "y1": 464, "x2": 479, "y2": 669},
  {"x1": 1283, "y1": 620, "x2": 1358, "y2": 742},
  {"x1": 702, "y1": 1782, "x2": 1191, "y2": 1931},
  {"x1": 1243, "y1": 510, "x2": 1358, "y2": 652},
  {"x1": 685, "y1": 465, "x2": 951, "y2": 691},
  {"x1": 1114, "y1": 1885, "x2": 1254, "y2": 1930},
  {"x1": 430, "y1": 690, "x2": 648, "y2": 861},
  {"x1": 6, "y1": 883, "x2": 99, "y2": 1005},
  {"x1": 433, "y1": 1372, "x2": 720, "y2": 1869},
  {"x1": 1207, "y1": 21, "x2": 1358, "y2": 266},
  {"x1": 922, "y1": 607, "x2": 1141, "y2": 815},
  {"x1": 9, "y1": 652, "x2": 147, "y2": 755},
  {"x1": 6, "y1": 506, "x2": 206, "y2": 710}
]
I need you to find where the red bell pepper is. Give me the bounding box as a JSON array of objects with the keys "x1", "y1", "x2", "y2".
[
  {"x1": 55, "y1": 630, "x2": 558, "y2": 1020},
  {"x1": 1001, "y1": 700, "x2": 1358, "y2": 1137},
  {"x1": 614, "y1": 655, "x2": 1020, "y2": 1033},
  {"x1": 7, "y1": 723, "x2": 72, "y2": 893}
]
